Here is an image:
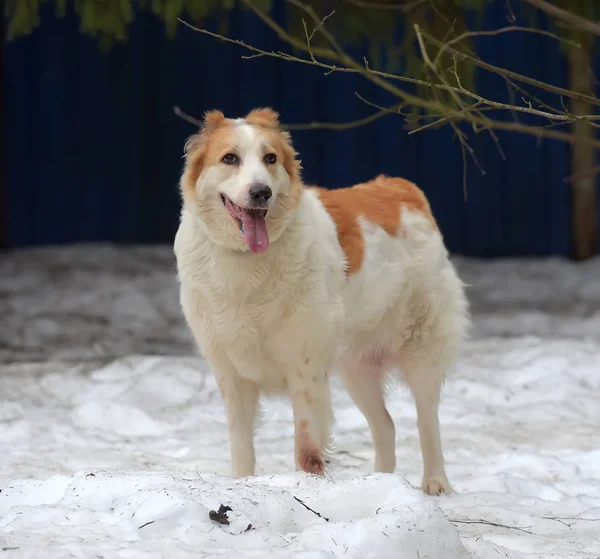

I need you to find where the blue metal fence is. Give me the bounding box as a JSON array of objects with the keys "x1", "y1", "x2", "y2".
[{"x1": 2, "y1": 2, "x2": 587, "y2": 256}]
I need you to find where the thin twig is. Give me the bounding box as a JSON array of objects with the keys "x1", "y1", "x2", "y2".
[
  {"x1": 293, "y1": 496, "x2": 330, "y2": 522},
  {"x1": 422, "y1": 29, "x2": 600, "y2": 107},
  {"x1": 415, "y1": 23, "x2": 466, "y2": 111},
  {"x1": 179, "y1": 17, "x2": 599, "y2": 122},
  {"x1": 290, "y1": 0, "x2": 347, "y2": 63},
  {"x1": 408, "y1": 115, "x2": 452, "y2": 134},
  {"x1": 449, "y1": 518, "x2": 533, "y2": 535},
  {"x1": 523, "y1": 0, "x2": 600, "y2": 37},
  {"x1": 283, "y1": 104, "x2": 401, "y2": 130},
  {"x1": 562, "y1": 164, "x2": 600, "y2": 183},
  {"x1": 173, "y1": 105, "x2": 203, "y2": 128},
  {"x1": 505, "y1": 0, "x2": 517, "y2": 24},
  {"x1": 450, "y1": 54, "x2": 506, "y2": 160},
  {"x1": 433, "y1": 26, "x2": 580, "y2": 66},
  {"x1": 543, "y1": 517, "x2": 573, "y2": 530},
  {"x1": 248, "y1": 0, "x2": 579, "y2": 114},
  {"x1": 344, "y1": 0, "x2": 428, "y2": 11},
  {"x1": 542, "y1": 515, "x2": 600, "y2": 521},
  {"x1": 181, "y1": 5, "x2": 600, "y2": 150},
  {"x1": 415, "y1": 21, "x2": 484, "y2": 192}
]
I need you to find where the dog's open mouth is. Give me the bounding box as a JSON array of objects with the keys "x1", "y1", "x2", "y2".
[{"x1": 220, "y1": 194, "x2": 270, "y2": 254}]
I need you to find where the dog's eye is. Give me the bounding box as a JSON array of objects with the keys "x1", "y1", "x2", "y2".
[
  {"x1": 264, "y1": 153, "x2": 277, "y2": 165},
  {"x1": 222, "y1": 153, "x2": 239, "y2": 165}
]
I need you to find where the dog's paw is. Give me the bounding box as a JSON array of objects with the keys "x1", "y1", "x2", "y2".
[
  {"x1": 421, "y1": 476, "x2": 453, "y2": 496},
  {"x1": 299, "y1": 448, "x2": 325, "y2": 476}
]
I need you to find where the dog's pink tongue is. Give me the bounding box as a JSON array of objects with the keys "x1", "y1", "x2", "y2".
[{"x1": 241, "y1": 210, "x2": 269, "y2": 254}]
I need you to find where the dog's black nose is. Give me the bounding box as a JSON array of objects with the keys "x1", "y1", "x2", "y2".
[{"x1": 249, "y1": 184, "x2": 272, "y2": 205}]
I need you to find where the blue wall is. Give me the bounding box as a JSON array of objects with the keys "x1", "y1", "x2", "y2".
[{"x1": 3, "y1": 2, "x2": 586, "y2": 256}]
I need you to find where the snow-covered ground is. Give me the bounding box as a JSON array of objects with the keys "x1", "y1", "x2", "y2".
[{"x1": 0, "y1": 245, "x2": 598, "y2": 558}]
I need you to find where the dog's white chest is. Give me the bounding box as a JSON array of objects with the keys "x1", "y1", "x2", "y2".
[{"x1": 180, "y1": 265, "x2": 310, "y2": 389}]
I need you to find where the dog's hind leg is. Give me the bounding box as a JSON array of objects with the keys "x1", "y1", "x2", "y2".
[
  {"x1": 401, "y1": 359, "x2": 452, "y2": 495},
  {"x1": 396, "y1": 274, "x2": 466, "y2": 495}
]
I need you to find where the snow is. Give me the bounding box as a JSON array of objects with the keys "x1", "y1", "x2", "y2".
[
  {"x1": 1, "y1": 245, "x2": 599, "y2": 558},
  {"x1": 0, "y1": 472, "x2": 468, "y2": 559}
]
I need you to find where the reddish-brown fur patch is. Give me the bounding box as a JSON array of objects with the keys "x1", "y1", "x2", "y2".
[
  {"x1": 296, "y1": 419, "x2": 324, "y2": 474},
  {"x1": 181, "y1": 110, "x2": 229, "y2": 199},
  {"x1": 312, "y1": 175, "x2": 437, "y2": 276},
  {"x1": 298, "y1": 445, "x2": 325, "y2": 475},
  {"x1": 244, "y1": 107, "x2": 280, "y2": 129}
]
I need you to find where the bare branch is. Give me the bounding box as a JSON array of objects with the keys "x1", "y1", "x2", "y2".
[
  {"x1": 293, "y1": 496, "x2": 330, "y2": 522},
  {"x1": 180, "y1": 13, "x2": 599, "y2": 123},
  {"x1": 422, "y1": 29, "x2": 600, "y2": 107},
  {"x1": 448, "y1": 518, "x2": 534, "y2": 535},
  {"x1": 542, "y1": 515, "x2": 600, "y2": 522},
  {"x1": 173, "y1": 105, "x2": 203, "y2": 128},
  {"x1": 343, "y1": 0, "x2": 428, "y2": 11},
  {"x1": 433, "y1": 26, "x2": 580, "y2": 66},
  {"x1": 562, "y1": 164, "x2": 600, "y2": 183},
  {"x1": 180, "y1": 5, "x2": 600, "y2": 152},
  {"x1": 414, "y1": 22, "x2": 484, "y2": 194},
  {"x1": 283, "y1": 104, "x2": 401, "y2": 131},
  {"x1": 523, "y1": 0, "x2": 600, "y2": 37},
  {"x1": 504, "y1": 0, "x2": 517, "y2": 24}
]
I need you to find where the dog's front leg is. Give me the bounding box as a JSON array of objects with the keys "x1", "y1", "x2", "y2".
[
  {"x1": 288, "y1": 366, "x2": 333, "y2": 476},
  {"x1": 209, "y1": 352, "x2": 260, "y2": 478}
]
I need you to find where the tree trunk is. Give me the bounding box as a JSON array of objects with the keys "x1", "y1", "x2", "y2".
[{"x1": 568, "y1": 42, "x2": 597, "y2": 260}]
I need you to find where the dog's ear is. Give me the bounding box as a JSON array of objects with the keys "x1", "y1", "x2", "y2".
[
  {"x1": 181, "y1": 110, "x2": 225, "y2": 198},
  {"x1": 183, "y1": 110, "x2": 225, "y2": 156},
  {"x1": 202, "y1": 109, "x2": 226, "y2": 133},
  {"x1": 280, "y1": 134, "x2": 302, "y2": 184},
  {"x1": 244, "y1": 107, "x2": 280, "y2": 129}
]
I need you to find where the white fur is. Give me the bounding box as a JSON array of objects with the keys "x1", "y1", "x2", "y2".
[
  {"x1": 176, "y1": 188, "x2": 345, "y2": 476},
  {"x1": 175, "y1": 122, "x2": 468, "y2": 493},
  {"x1": 216, "y1": 123, "x2": 274, "y2": 207},
  {"x1": 336, "y1": 211, "x2": 468, "y2": 494}
]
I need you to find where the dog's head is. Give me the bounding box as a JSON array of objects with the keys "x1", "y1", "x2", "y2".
[{"x1": 180, "y1": 108, "x2": 303, "y2": 254}]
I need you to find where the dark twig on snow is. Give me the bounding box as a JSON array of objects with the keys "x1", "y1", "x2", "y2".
[
  {"x1": 448, "y1": 518, "x2": 533, "y2": 535},
  {"x1": 542, "y1": 515, "x2": 600, "y2": 522},
  {"x1": 293, "y1": 496, "x2": 330, "y2": 522},
  {"x1": 138, "y1": 520, "x2": 155, "y2": 530},
  {"x1": 543, "y1": 517, "x2": 573, "y2": 529}
]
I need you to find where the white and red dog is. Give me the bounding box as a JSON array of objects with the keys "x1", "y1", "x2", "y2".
[{"x1": 174, "y1": 108, "x2": 468, "y2": 495}]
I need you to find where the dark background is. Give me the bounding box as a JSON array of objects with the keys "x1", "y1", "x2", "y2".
[{"x1": 2, "y1": 1, "x2": 590, "y2": 257}]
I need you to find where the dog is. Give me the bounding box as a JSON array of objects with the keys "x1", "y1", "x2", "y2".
[{"x1": 174, "y1": 108, "x2": 468, "y2": 495}]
